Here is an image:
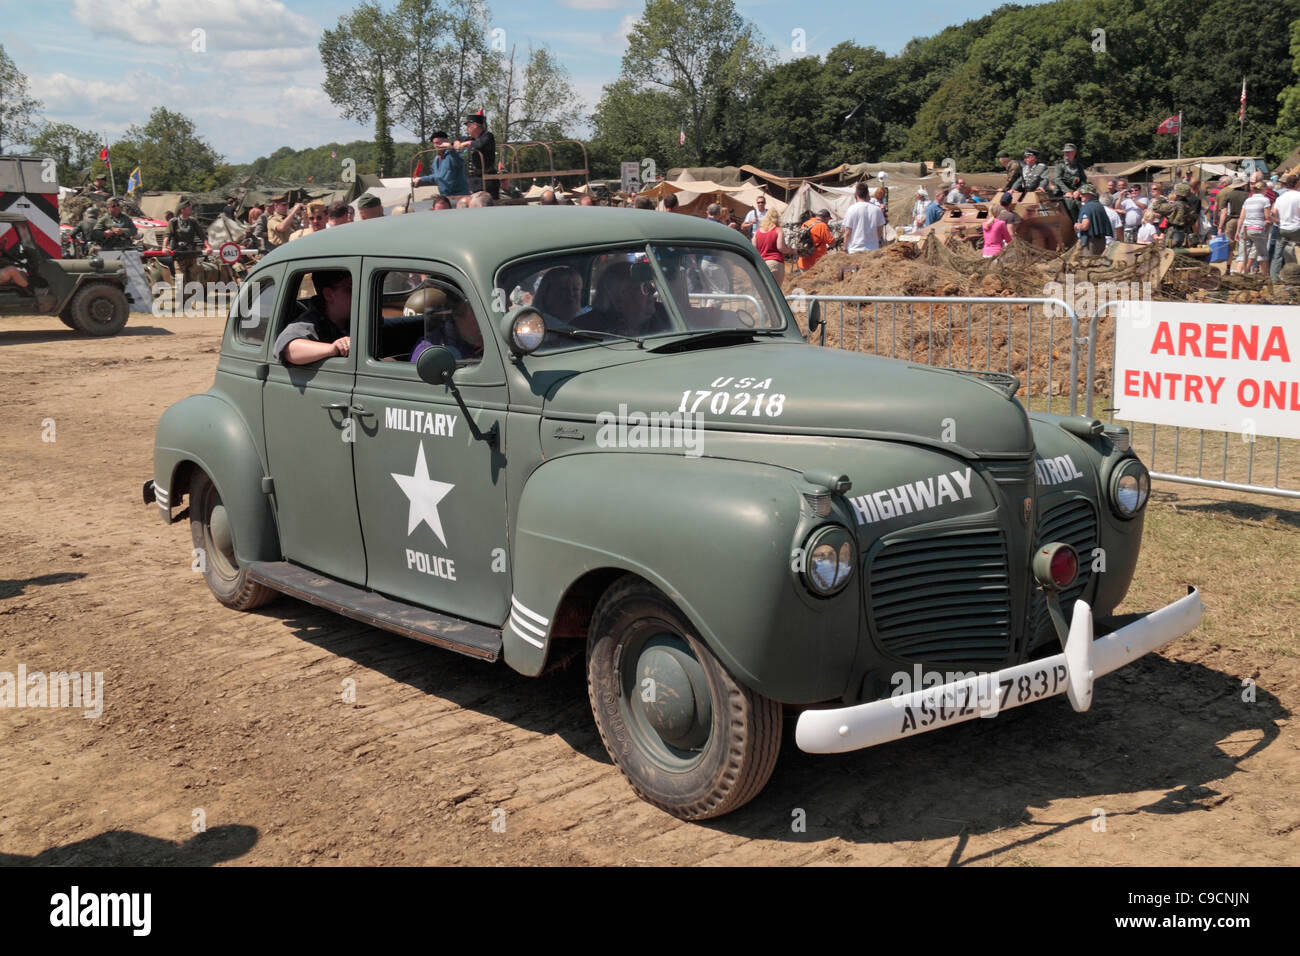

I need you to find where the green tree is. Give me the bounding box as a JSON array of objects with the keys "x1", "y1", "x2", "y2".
[
  {"x1": 320, "y1": 3, "x2": 398, "y2": 171},
  {"x1": 490, "y1": 44, "x2": 583, "y2": 144},
  {"x1": 1273, "y1": 18, "x2": 1300, "y2": 161},
  {"x1": 26, "y1": 122, "x2": 102, "y2": 186},
  {"x1": 112, "y1": 107, "x2": 222, "y2": 192},
  {"x1": 599, "y1": 0, "x2": 772, "y2": 168},
  {"x1": 0, "y1": 43, "x2": 42, "y2": 152}
]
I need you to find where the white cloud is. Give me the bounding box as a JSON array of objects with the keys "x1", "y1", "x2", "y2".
[
  {"x1": 218, "y1": 47, "x2": 317, "y2": 72},
  {"x1": 614, "y1": 13, "x2": 639, "y2": 44},
  {"x1": 557, "y1": 0, "x2": 626, "y2": 9},
  {"x1": 31, "y1": 70, "x2": 169, "y2": 110},
  {"x1": 70, "y1": 0, "x2": 317, "y2": 52}
]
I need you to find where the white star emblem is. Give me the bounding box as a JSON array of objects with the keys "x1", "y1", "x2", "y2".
[{"x1": 391, "y1": 442, "x2": 455, "y2": 546}]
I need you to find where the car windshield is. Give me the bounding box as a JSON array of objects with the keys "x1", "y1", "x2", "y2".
[{"x1": 497, "y1": 244, "x2": 787, "y2": 353}]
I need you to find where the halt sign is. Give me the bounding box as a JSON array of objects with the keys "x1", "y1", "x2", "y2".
[
  {"x1": 218, "y1": 241, "x2": 240, "y2": 265},
  {"x1": 1112, "y1": 302, "x2": 1300, "y2": 440}
]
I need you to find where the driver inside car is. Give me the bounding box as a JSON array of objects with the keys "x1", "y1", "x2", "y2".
[
  {"x1": 409, "y1": 286, "x2": 483, "y2": 363},
  {"x1": 574, "y1": 261, "x2": 672, "y2": 338}
]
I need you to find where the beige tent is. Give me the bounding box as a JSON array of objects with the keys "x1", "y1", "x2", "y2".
[{"x1": 640, "y1": 176, "x2": 787, "y2": 220}]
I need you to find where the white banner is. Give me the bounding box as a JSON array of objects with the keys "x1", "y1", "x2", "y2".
[
  {"x1": 1112, "y1": 302, "x2": 1300, "y2": 440},
  {"x1": 98, "y1": 250, "x2": 154, "y2": 315}
]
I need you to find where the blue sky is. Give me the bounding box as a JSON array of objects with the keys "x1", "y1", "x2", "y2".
[{"x1": 4, "y1": 0, "x2": 1046, "y2": 164}]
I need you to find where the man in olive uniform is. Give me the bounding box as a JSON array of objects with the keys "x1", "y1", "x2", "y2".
[
  {"x1": 454, "y1": 111, "x2": 498, "y2": 201},
  {"x1": 86, "y1": 174, "x2": 111, "y2": 199},
  {"x1": 92, "y1": 197, "x2": 138, "y2": 250},
  {"x1": 1052, "y1": 142, "x2": 1089, "y2": 221},
  {"x1": 72, "y1": 205, "x2": 102, "y2": 255},
  {"x1": 1011, "y1": 148, "x2": 1051, "y2": 198},
  {"x1": 164, "y1": 197, "x2": 209, "y2": 285},
  {"x1": 997, "y1": 152, "x2": 1021, "y2": 194},
  {"x1": 266, "y1": 195, "x2": 304, "y2": 248},
  {"x1": 1153, "y1": 182, "x2": 1196, "y2": 248}
]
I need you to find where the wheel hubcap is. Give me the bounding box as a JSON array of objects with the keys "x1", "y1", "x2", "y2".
[
  {"x1": 208, "y1": 502, "x2": 238, "y2": 574},
  {"x1": 622, "y1": 631, "x2": 713, "y2": 768},
  {"x1": 89, "y1": 295, "x2": 115, "y2": 324}
]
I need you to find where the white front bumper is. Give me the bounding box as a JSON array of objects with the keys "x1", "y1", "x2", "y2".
[{"x1": 795, "y1": 587, "x2": 1203, "y2": 754}]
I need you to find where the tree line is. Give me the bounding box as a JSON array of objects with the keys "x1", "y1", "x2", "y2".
[
  {"x1": 589, "y1": 0, "x2": 1300, "y2": 177},
  {"x1": 4, "y1": 0, "x2": 1300, "y2": 197}
]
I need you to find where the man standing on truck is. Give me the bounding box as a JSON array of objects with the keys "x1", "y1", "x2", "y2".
[{"x1": 455, "y1": 111, "x2": 497, "y2": 201}]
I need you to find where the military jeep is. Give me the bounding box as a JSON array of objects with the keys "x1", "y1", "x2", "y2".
[
  {"x1": 145, "y1": 208, "x2": 1201, "y2": 819},
  {"x1": 0, "y1": 211, "x2": 131, "y2": 335}
]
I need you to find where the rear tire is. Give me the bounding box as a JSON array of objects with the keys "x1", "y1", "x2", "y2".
[
  {"x1": 189, "y1": 470, "x2": 276, "y2": 610},
  {"x1": 586, "y1": 577, "x2": 783, "y2": 819},
  {"x1": 68, "y1": 283, "x2": 129, "y2": 336}
]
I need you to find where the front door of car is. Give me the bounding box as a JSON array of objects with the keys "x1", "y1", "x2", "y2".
[
  {"x1": 262, "y1": 259, "x2": 366, "y2": 584},
  {"x1": 351, "y1": 258, "x2": 510, "y2": 625}
]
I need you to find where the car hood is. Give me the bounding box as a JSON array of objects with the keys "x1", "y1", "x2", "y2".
[{"x1": 542, "y1": 341, "x2": 1032, "y2": 457}]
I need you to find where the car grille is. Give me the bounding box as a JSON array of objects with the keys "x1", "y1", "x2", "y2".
[
  {"x1": 868, "y1": 527, "x2": 1012, "y2": 665},
  {"x1": 1029, "y1": 497, "x2": 1099, "y2": 647}
]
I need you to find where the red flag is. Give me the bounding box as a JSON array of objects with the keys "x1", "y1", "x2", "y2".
[
  {"x1": 414, "y1": 159, "x2": 422, "y2": 178},
  {"x1": 1156, "y1": 115, "x2": 1180, "y2": 134},
  {"x1": 99, "y1": 145, "x2": 108, "y2": 162},
  {"x1": 1239, "y1": 77, "x2": 1247, "y2": 122},
  {"x1": 307, "y1": 175, "x2": 314, "y2": 182}
]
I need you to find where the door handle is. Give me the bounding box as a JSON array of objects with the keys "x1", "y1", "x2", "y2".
[
  {"x1": 350, "y1": 404, "x2": 374, "y2": 416},
  {"x1": 320, "y1": 402, "x2": 349, "y2": 410}
]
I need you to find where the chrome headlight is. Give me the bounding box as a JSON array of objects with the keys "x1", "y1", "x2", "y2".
[
  {"x1": 1110, "y1": 459, "x2": 1150, "y2": 518},
  {"x1": 803, "y1": 525, "x2": 855, "y2": 597}
]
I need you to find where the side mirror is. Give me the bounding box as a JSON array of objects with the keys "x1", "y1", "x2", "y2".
[
  {"x1": 806, "y1": 300, "x2": 827, "y2": 347},
  {"x1": 499, "y1": 306, "x2": 547, "y2": 357},
  {"x1": 415, "y1": 345, "x2": 457, "y2": 386}
]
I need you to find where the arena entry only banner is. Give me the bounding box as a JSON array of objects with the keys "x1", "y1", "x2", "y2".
[{"x1": 1112, "y1": 302, "x2": 1300, "y2": 440}]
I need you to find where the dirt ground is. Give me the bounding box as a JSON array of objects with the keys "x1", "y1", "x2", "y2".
[{"x1": 1, "y1": 312, "x2": 1296, "y2": 866}]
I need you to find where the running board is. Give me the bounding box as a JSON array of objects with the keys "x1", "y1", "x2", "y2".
[{"x1": 248, "y1": 561, "x2": 502, "y2": 662}]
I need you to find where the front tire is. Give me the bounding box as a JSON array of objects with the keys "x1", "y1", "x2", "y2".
[
  {"x1": 189, "y1": 470, "x2": 275, "y2": 610},
  {"x1": 586, "y1": 577, "x2": 782, "y2": 820},
  {"x1": 68, "y1": 283, "x2": 129, "y2": 336}
]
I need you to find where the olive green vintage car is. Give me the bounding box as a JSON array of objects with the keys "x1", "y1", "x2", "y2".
[{"x1": 145, "y1": 208, "x2": 1202, "y2": 820}]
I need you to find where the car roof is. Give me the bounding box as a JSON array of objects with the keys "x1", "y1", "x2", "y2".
[{"x1": 255, "y1": 206, "x2": 754, "y2": 278}]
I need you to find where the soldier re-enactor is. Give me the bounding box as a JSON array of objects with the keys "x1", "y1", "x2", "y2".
[
  {"x1": 1010, "y1": 148, "x2": 1051, "y2": 197},
  {"x1": 92, "y1": 196, "x2": 138, "y2": 250},
  {"x1": 272, "y1": 271, "x2": 353, "y2": 365},
  {"x1": 164, "y1": 198, "x2": 209, "y2": 285},
  {"x1": 1051, "y1": 142, "x2": 1089, "y2": 221},
  {"x1": 1152, "y1": 182, "x2": 1197, "y2": 248},
  {"x1": 997, "y1": 152, "x2": 1021, "y2": 194}
]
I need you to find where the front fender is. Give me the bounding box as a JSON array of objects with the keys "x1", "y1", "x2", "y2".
[
  {"x1": 505, "y1": 452, "x2": 861, "y2": 704},
  {"x1": 153, "y1": 393, "x2": 280, "y2": 565}
]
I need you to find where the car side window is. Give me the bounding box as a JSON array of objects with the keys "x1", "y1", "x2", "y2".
[
  {"x1": 230, "y1": 276, "x2": 275, "y2": 347},
  {"x1": 371, "y1": 270, "x2": 483, "y2": 366}
]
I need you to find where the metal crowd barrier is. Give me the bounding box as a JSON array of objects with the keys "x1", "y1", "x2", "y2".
[{"x1": 784, "y1": 294, "x2": 1083, "y2": 416}]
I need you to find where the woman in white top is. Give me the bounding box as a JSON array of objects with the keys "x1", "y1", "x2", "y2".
[
  {"x1": 1136, "y1": 210, "x2": 1159, "y2": 244},
  {"x1": 1239, "y1": 182, "x2": 1272, "y2": 274}
]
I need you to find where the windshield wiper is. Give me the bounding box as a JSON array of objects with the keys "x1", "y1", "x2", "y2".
[
  {"x1": 649, "y1": 327, "x2": 780, "y2": 353},
  {"x1": 546, "y1": 326, "x2": 646, "y2": 349}
]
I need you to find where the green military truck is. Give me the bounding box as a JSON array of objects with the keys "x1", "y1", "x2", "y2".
[
  {"x1": 145, "y1": 208, "x2": 1202, "y2": 819},
  {"x1": 0, "y1": 211, "x2": 130, "y2": 335}
]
